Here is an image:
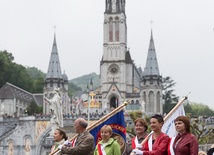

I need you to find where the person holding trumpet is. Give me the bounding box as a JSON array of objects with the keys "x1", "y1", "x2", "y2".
[
  {"x1": 57, "y1": 118, "x2": 94, "y2": 155},
  {"x1": 132, "y1": 114, "x2": 169, "y2": 155}
]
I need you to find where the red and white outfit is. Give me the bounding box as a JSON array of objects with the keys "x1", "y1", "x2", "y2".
[
  {"x1": 167, "y1": 137, "x2": 175, "y2": 155},
  {"x1": 132, "y1": 136, "x2": 144, "y2": 150},
  {"x1": 142, "y1": 132, "x2": 169, "y2": 155}
]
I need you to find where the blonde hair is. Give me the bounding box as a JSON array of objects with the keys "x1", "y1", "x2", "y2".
[
  {"x1": 100, "y1": 125, "x2": 112, "y2": 136},
  {"x1": 198, "y1": 150, "x2": 207, "y2": 155}
]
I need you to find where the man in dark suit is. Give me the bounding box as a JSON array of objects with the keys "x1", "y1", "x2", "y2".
[{"x1": 58, "y1": 118, "x2": 94, "y2": 155}]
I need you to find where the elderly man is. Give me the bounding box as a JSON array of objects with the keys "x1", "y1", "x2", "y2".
[{"x1": 58, "y1": 118, "x2": 94, "y2": 155}]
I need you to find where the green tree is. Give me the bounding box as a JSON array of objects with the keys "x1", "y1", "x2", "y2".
[
  {"x1": 129, "y1": 111, "x2": 143, "y2": 121},
  {"x1": 68, "y1": 82, "x2": 82, "y2": 97},
  {"x1": 0, "y1": 50, "x2": 14, "y2": 87},
  {"x1": 26, "y1": 102, "x2": 43, "y2": 115},
  {"x1": 33, "y1": 76, "x2": 45, "y2": 93},
  {"x1": 10, "y1": 64, "x2": 34, "y2": 91},
  {"x1": 0, "y1": 50, "x2": 45, "y2": 93},
  {"x1": 26, "y1": 67, "x2": 45, "y2": 79},
  {"x1": 69, "y1": 72, "x2": 100, "y2": 91},
  {"x1": 26, "y1": 67, "x2": 45, "y2": 93},
  {"x1": 162, "y1": 76, "x2": 179, "y2": 114},
  {"x1": 185, "y1": 102, "x2": 214, "y2": 117}
]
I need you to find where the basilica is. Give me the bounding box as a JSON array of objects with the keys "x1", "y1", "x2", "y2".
[{"x1": 0, "y1": 1, "x2": 163, "y2": 154}]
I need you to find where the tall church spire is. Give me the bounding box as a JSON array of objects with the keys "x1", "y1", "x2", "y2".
[
  {"x1": 144, "y1": 30, "x2": 160, "y2": 76},
  {"x1": 46, "y1": 33, "x2": 63, "y2": 79},
  {"x1": 44, "y1": 32, "x2": 70, "y2": 115},
  {"x1": 105, "y1": 0, "x2": 125, "y2": 13}
]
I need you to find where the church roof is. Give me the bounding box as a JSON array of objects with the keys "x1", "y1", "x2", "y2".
[
  {"x1": 46, "y1": 33, "x2": 63, "y2": 80},
  {"x1": 125, "y1": 50, "x2": 133, "y2": 64},
  {"x1": 62, "y1": 71, "x2": 68, "y2": 81},
  {"x1": 0, "y1": 82, "x2": 43, "y2": 106},
  {"x1": 144, "y1": 30, "x2": 160, "y2": 76}
]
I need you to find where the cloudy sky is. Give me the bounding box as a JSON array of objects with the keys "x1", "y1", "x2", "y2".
[{"x1": 0, "y1": 0, "x2": 214, "y2": 109}]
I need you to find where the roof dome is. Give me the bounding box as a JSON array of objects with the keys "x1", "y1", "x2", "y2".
[{"x1": 62, "y1": 73, "x2": 68, "y2": 81}]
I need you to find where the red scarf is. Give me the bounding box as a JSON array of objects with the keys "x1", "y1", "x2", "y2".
[
  {"x1": 131, "y1": 137, "x2": 136, "y2": 149},
  {"x1": 71, "y1": 138, "x2": 76, "y2": 147},
  {"x1": 167, "y1": 137, "x2": 175, "y2": 155},
  {"x1": 131, "y1": 136, "x2": 144, "y2": 150},
  {"x1": 97, "y1": 144, "x2": 103, "y2": 155}
]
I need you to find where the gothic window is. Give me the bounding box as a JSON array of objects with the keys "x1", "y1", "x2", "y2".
[
  {"x1": 115, "y1": 17, "x2": 119, "y2": 41},
  {"x1": 109, "y1": 17, "x2": 113, "y2": 42},
  {"x1": 131, "y1": 100, "x2": 134, "y2": 110},
  {"x1": 156, "y1": 91, "x2": 161, "y2": 112},
  {"x1": 149, "y1": 91, "x2": 155, "y2": 112},
  {"x1": 135, "y1": 100, "x2": 140, "y2": 109},
  {"x1": 126, "y1": 103, "x2": 131, "y2": 110}
]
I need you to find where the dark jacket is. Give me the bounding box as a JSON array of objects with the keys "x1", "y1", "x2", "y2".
[
  {"x1": 173, "y1": 132, "x2": 198, "y2": 155},
  {"x1": 61, "y1": 131, "x2": 94, "y2": 155},
  {"x1": 207, "y1": 148, "x2": 214, "y2": 155}
]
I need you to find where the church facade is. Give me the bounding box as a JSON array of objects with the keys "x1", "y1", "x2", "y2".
[{"x1": 90, "y1": 0, "x2": 163, "y2": 115}]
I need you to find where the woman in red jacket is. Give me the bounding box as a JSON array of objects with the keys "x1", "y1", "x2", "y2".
[
  {"x1": 170, "y1": 116, "x2": 198, "y2": 155},
  {"x1": 132, "y1": 114, "x2": 169, "y2": 155}
]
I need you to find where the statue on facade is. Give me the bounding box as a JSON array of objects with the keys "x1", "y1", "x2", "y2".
[{"x1": 44, "y1": 87, "x2": 63, "y2": 135}]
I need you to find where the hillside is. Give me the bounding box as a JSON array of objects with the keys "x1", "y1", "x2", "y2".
[{"x1": 69, "y1": 72, "x2": 100, "y2": 91}]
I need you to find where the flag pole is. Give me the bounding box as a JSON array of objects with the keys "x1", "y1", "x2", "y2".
[{"x1": 49, "y1": 100, "x2": 130, "y2": 155}]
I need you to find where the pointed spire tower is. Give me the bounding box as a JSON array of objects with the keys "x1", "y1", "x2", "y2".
[
  {"x1": 142, "y1": 29, "x2": 163, "y2": 114},
  {"x1": 43, "y1": 32, "x2": 70, "y2": 115},
  {"x1": 144, "y1": 30, "x2": 160, "y2": 76},
  {"x1": 46, "y1": 33, "x2": 63, "y2": 80}
]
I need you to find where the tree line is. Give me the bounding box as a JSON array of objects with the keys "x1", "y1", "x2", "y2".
[
  {"x1": 0, "y1": 50, "x2": 80, "y2": 95},
  {"x1": 0, "y1": 50, "x2": 44, "y2": 92}
]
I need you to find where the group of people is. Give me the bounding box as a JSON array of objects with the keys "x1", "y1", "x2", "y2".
[
  {"x1": 50, "y1": 118, "x2": 121, "y2": 155},
  {"x1": 50, "y1": 115, "x2": 209, "y2": 155},
  {"x1": 128, "y1": 115, "x2": 199, "y2": 155}
]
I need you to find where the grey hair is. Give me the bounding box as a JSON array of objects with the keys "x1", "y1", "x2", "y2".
[{"x1": 78, "y1": 118, "x2": 88, "y2": 128}]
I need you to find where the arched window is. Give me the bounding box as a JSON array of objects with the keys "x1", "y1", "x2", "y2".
[
  {"x1": 135, "y1": 100, "x2": 140, "y2": 109},
  {"x1": 109, "y1": 17, "x2": 113, "y2": 42},
  {"x1": 126, "y1": 102, "x2": 131, "y2": 110},
  {"x1": 115, "y1": 17, "x2": 119, "y2": 41},
  {"x1": 156, "y1": 91, "x2": 161, "y2": 112},
  {"x1": 149, "y1": 91, "x2": 155, "y2": 112},
  {"x1": 110, "y1": 96, "x2": 117, "y2": 109},
  {"x1": 131, "y1": 100, "x2": 134, "y2": 110}
]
